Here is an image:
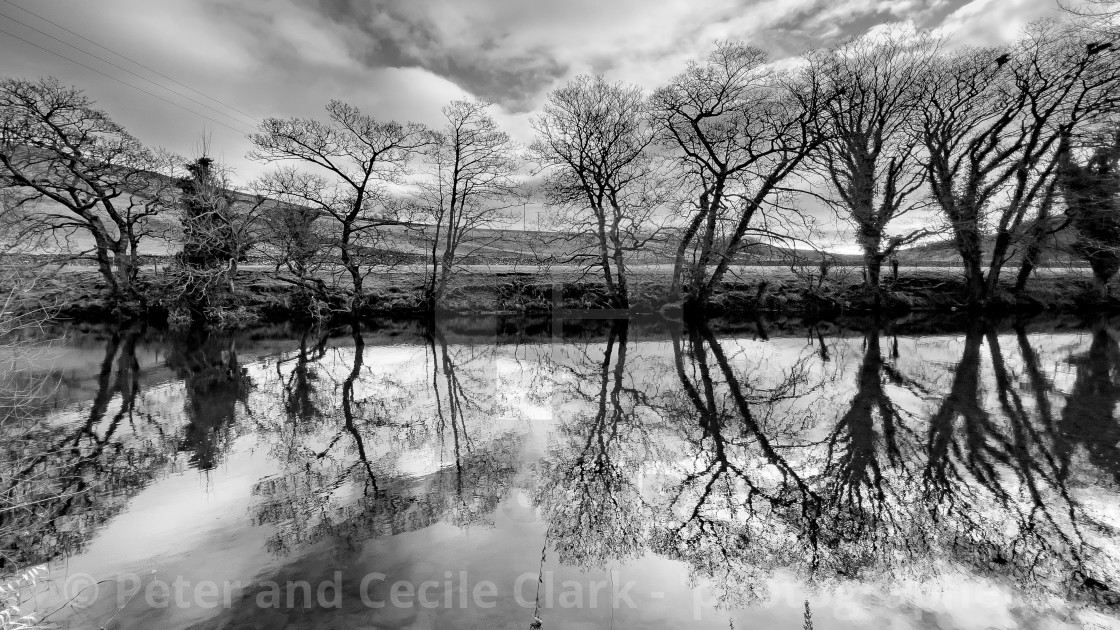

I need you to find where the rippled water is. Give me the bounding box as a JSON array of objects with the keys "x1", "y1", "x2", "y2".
[{"x1": 3, "y1": 315, "x2": 1120, "y2": 629}]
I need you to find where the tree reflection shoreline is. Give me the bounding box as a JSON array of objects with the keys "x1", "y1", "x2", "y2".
[{"x1": 4, "y1": 313, "x2": 1120, "y2": 627}]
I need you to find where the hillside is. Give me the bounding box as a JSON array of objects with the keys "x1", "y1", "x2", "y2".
[
  {"x1": 895, "y1": 229, "x2": 1085, "y2": 267},
  {"x1": 2, "y1": 195, "x2": 858, "y2": 266},
  {"x1": 4, "y1": 188, "x2": 1084, "y2": 269}
]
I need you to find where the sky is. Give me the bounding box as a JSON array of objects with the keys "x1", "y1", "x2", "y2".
[{"x1": 0, "y1": 0, "x2": 1067, "y2": 250}]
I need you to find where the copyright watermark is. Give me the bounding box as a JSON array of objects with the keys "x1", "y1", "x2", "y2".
[
  {"x1": 60, "y1": 569, "x2": 645, "y2": 613},
  {"x1": 55, "y1": 568, "x2": 1015, "y2": 623}
]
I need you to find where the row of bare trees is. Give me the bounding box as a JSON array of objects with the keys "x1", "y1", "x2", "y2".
[
  {"x1": 0, "y1": 78, "x2": 521, "y2": 318},
  {"x1": 532, "y1": 18, "x2": 1120, "y2": 309},
  {"x1": 2, "y1": 14, "x2": 1119, "y2": 317}
]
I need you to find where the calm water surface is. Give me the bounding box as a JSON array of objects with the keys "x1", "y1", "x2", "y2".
[{"x1": 3, "y1": 315, "x2": 1120, "y2": 629}]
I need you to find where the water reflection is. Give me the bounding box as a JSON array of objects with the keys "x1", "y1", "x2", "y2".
[
  {"x1": 1, "y1": 328, "x2": 166, "y2": 572},
  {"x1": 1061, "y1": 321, "x2": 1120, "y2": 488},
  {"x1": 3, "y1": 316, "x2": 1120, "y2": 628},
  {"x1": 653, "y1": 321, "x2": 826, "y2": 607},
  {"x1": 536, "y1": 320, "x2": 655, "y2": 567},
  {"x1": 248, "y1": 323, "x2": 522, "y2": 559},
  {"x1": 167, "y1": 331, "x2": 251, "y2": 470}
]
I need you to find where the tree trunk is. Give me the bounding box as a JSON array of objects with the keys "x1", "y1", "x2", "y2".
[
  {"x1": 112, "y1": 241, "x2": 137, "y2": 301},
  {"x1": 433, "y1": 194, "x2": 462, "y2": 308},
  {"x1": 612, "y1": 266, "x2": 629, "y2": 309},
  {"x1": 435, "y1": 249, "x2": 455, "y2": 305},
  {"x1": 671, "y1": 203, "x2": 708, "y2": 295},
  {"x1": 1015, "y1": 180, "x2": 1057, "y2": 294},
  {"x1": 1095, "y1": 275, "x2": 1110, "y2": 299},
  {"x1": 592, "y1": 206, "x2": 620, "y2": 306},
  {"x1": 698, "y1": 176, "x2": 785, "y2": 305},
  {"x1": 864, "y1": 251, "x2": 883, "y2": 290},
  {"x1": 339, "y1": 222, "x2": 364, "y2": 313},
  {"x1": 1014, "y1": 247, "x2": 1039, "y2": 293},
  {"x1": 964, "y1": 261, "x2": 987, "y2": 307},
  {"x1": 92, "y1": 242, "x2": 120, "y2": 299},
  {"x1": 427, "y1": 222, "x2": 442, "y2": 308},
  {"x1": 1091, "y1": 264, "x2": 1114, "y2": 299},
  {"x1": 864, "y1": 252, "x2": 884, "y2": 310},
  {"x1": 683, "y1": 281, "x2": 713, "y2": 313},
  {"x1": 350, "y1": 269, "x2": 365, "y2": 312},
  {"x1": 953, "y1": 214, "x2": 988, "y2": 308},
  {"x1": 1014, "y1": 260, "x2": 1034, "y2": 293},
  {"x1": 678, "y1": 186, "x2": 724, "y2": 309},
  {"x1": 983, "y1": 229, "x2": 1016, "y2": 301},
  {"x1": 609, "y1": 203, "x2": 629, "y2": 309}
]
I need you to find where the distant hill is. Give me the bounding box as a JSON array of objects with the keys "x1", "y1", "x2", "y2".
[
  {"x1": 894, "y1": 228, "x2": 1084, "y2": 267},
  {"x1": 5, "y1": 180, "x2": 1086, "y2": 269}
]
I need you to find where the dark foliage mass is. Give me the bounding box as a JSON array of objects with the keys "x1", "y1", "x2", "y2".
[{"x1": 1061, "y1": 129, "x2": 1120, "y2": 294}]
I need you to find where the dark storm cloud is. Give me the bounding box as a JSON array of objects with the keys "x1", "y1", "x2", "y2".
[
  {"x1": 308, "y1": 0, "x2": 569, "y2": 112},
  {"x1": 0, "y1": 0, "x2": 1066, "y2": 193},
  {"x1": 295, "y1": 0, "x2": 993, "y2": 116}
]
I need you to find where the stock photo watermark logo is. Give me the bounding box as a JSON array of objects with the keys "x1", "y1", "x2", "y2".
[
  {"x1": 51, "y1": 567, "x2": 1023, "y2": 623},
  {"x1": 55, "y1": 568, "x2": 1021, "y2": 624},
  {"x1": 59, "y1": 569, "x2": 647, "y2": 614}
]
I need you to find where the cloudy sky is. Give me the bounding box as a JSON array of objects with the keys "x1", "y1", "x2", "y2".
[{"x1": 0, "y1": 0, "x2": 1064, "y2": 247}]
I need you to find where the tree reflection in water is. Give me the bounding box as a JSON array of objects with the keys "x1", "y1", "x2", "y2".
[
  {"x1": 818, "y1": 324, "x2": 917, "y2": 578},
  {"x1": 1, "y1": 329, "x2": 166, "y2": 571},
  {"x1": 279, "y1": 329, "x2": 330, "y2": 426},
  {"x1": 248, "y1": 323, "x2": 523, "y2": 558},
  {"x1": 535, "y1": 318, "x2": 1120, "y2": 613},
  {"x1": 1059, "y1": 320, "x2": 1120, "y2": 488},
  {"x1": 166, "y1": 329, "x2": 252, "y2": 470},
  {"x1": 6, "y1": 317, "x2": 1120, "y2": 626},
  {"x1": 535, "y1": 320, "x2": 660, "y2": 566},
  {"x1": 654, "y1": 321, "x2": 824, "y2": 606}
]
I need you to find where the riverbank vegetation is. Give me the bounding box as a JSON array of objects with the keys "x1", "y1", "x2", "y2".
[{"x1": 2, "y1": 12, "x2": 1119, "y2": 326}]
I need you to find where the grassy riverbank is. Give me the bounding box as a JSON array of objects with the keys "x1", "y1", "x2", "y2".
[{"x1": 5, "y1": 263, "x2": 1116, "y2": 327}]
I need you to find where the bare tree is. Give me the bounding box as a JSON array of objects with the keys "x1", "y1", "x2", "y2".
[
  {"x1": 651, "y1": 42, "x2": 831, "y2": 309},
  {"x1": 0, "y1": 77, "x2": 177, "y2": 307},
  {"x1": 805, "y1": 28, "x2": 939, "y2": 292},
  {"x1": 255, "y1": 187, "x2": 332, "y2": 316},
  {"x1": 1061, "y1": 0, "x2": 1120, "y2": 37},
  {"x1": 916, "y1": 23, "x2": 1120, "y2": 307},
  {"x1": 531, "y1": 75, "x2": 662, "y2": 309},
  {"x1": 415, "y1": 99, "x2": 521, "y2": 307},
  {"x1": 249, "y1": 101, "x2": 429, "y2": 314}
]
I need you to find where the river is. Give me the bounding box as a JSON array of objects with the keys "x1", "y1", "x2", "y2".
[{"x1": 2, "y1": 314, "x2": 1119, "y2": 629}]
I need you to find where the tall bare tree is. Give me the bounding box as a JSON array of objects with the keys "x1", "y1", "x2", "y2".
[
  {"x1": 249, "y1": 101, "x2": 429, "y2": 313},
  {"x1": 916, "y1": 23, "x2": 1120, "y2": 307},
  {"x1": 415, "y1": 99, "x2": 521, "y2": 307},
  {"x1": 805, "y1": 29, "x2": 939, "y2": 291},
  {"x1": 651, "y1": 42, "x2": 831, "y2": 309},
  {"x1": 0, "y1": 77, "x2": 176, "y2": 306},
  {"x1": 531, "y1": 75, "x2": 661, "y2": 309}
]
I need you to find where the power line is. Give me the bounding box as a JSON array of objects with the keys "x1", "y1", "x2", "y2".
[
  {"x1": 0, "y1": 25, "x2": 255, "y2": 135},
  {"x1": 0, "y1": 9, "x2": 257, "y2": 128},
  {"x1": 0, "y1": 9, "x2": 259, "y2": 129},
  {"x1": 0, "y1": 0, "x2": 262, "y2": 126}
]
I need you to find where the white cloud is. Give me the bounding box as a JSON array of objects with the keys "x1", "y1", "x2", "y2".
[
  {"x1": 0, "y1": 0, "x2": 1072, "y2": 189},
  {"x1": 937, "y1": 0, "x2": 1057, "y2": 46}
]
